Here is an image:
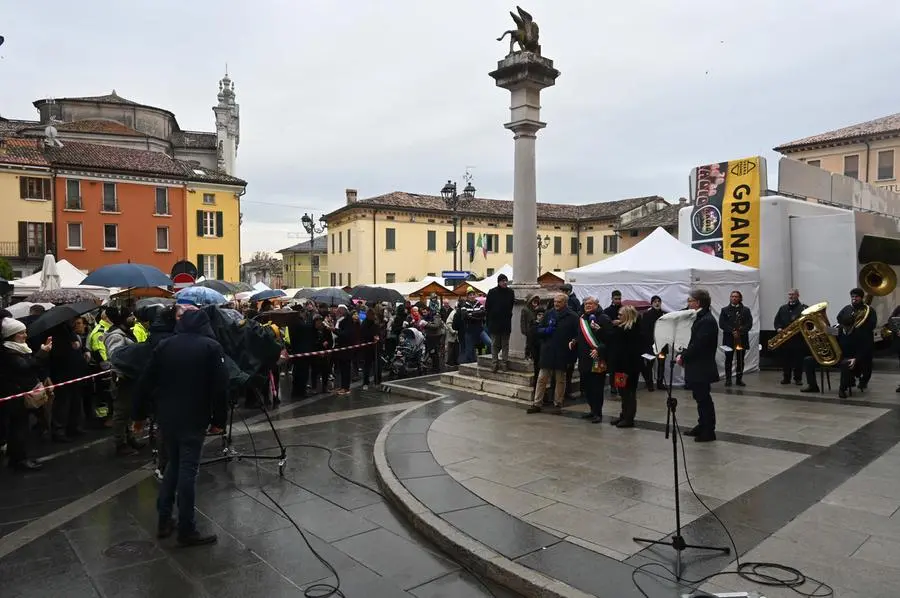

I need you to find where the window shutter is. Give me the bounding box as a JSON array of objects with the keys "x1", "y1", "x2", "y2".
[
  {"x1": 197, "y1": 254, "x2": 204, "y2": 277},
  {"x1": 17, "y1": 222, "x2": 27, "y2": 257},
  {"x1": 44, "y1": 222, "x2": 54, "y2": 254},
  {"x1": 19, "y1": 177, "x2": 26, "y2": 199},
  {"x1": 196, "y1": 211, "x2": 203, "y2": 237},
  {"x1": 216, "y1": 254, "x2": 224, "y2": 279},
  {"x1": 215, "y1": 211, "x2": 224, "y2": 238}
]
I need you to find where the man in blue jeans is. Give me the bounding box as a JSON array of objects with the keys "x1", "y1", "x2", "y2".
[{"x1": 135, "y1": 306, "x2": 228, "y2": 546}]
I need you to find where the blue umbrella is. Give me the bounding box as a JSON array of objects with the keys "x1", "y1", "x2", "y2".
[
  {"x1": 81, "y1": 263, "x2": 172, "y2": 288},
  {"x1": 175, "y1": 286, "x2": 227, "y2": 306},
  {"x1": 249, "y1": 289, "x2": 287, "y2": 302}
]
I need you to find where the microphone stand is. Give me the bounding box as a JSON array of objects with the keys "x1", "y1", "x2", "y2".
[{"x1": 632, "y1": 348, "x2": 730, "y2": 579}]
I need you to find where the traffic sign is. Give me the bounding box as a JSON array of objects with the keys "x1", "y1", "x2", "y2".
[
  {"x1": 441, "y1": 271, "x2": 470, "y2": 280},
  {"x1": 172, "y1": 272, "x2": 195, "y2": 289}
]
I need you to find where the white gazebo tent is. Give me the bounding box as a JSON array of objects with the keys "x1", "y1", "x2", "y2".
[
  {"x1": 466, "y1": 264, "x2": 514, "y2": 294},
  {"x1": 566, "y1": 227, "x2": 761, "y2": 377},
  {"x1": 11, "y1": 259, "x2": 110, "y2": 301}
]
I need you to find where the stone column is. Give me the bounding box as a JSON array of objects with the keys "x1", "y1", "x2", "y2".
[{"x1": 490, "y1": 52, "x2": 560, "y2": 358}]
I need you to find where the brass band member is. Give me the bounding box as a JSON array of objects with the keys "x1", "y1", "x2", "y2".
[
  {"x1": 801, "y1": 310, "x2": 859, "y2": 398},
  {"x1": 837, "y1": 288, "x2": 876, "y2": 391},
  {"x1": 774, "y1": 289, "x2": 807, "y2": 385},
  {"x1": 719, "y1": 290, "x2": 752, "y2": 387}
]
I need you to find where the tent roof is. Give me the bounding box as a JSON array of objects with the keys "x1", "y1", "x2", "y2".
[
  {"x1": 12, "y1": 259, "x2": 87, "y2": 287},
  {"x1": 566, "y1": 227, "x2": 758, "y2": 284},
  {"x1": 465, "y1": 264, "x2": 513, "y2": 294}
]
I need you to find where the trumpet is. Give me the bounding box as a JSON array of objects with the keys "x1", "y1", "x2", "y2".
[{"x1": 733, "y1": 309, "x2": 744, "y2": 351}]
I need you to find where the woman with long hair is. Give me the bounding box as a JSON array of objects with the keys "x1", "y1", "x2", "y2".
[{"x1": 609, "y1": 305, "x2": 643, "y2": 428}]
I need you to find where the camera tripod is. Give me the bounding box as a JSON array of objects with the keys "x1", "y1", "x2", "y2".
[
  {"x1": 632, "y1": 354, "x2": 730, "y2": 579},
  {"x1": 201, "y1": 388, "x2": 287, "y2": 476}
]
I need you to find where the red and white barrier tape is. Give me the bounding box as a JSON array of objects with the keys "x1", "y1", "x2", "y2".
[
  {"x1": 0, "y1": 370, "x2": 112, "y2": 405},
  {"x1": 285, "y1": 341, "x2": 378, "y2": 360}
]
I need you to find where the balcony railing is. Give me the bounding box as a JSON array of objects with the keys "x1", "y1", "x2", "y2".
[
  {"x1": 65, "y1": 196, "x2": 83, "y2": 210},
  {"x1": 0, "y1": 241, "x2": 47, "y2": 259}
]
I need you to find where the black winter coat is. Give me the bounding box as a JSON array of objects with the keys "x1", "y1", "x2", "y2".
[
  {"x1": 719, "y1": 304, "x2": 752, "y2": 348},
  {"x1": 603, "y1": 303, "x2": 621, "y2": 321},
  {"x1": 567, "y1": 293, "x2": 581, "y2": 315},
  {"x1": 837, "y1": 304, "x2": 876, "y2": 358},
  {"x1": 638, "y1": 307, "x2": 666, "y2": 349},
  {"x1": 0, "y1": 347, "x2": 44, "y2": 401},
  {"x1": 536, "y1": 307, "x2": 578, "y2": 371},
  {"x1": 485, "y1": 286, "x2": 515, "y2": 335},
  {"x1": 135, "y1": 310, "x2": 228, "y2": 434},
  {"x1": 608, "y1": 324, "x2": 643, "y2": 376},
  {"x1": 288, "y1": 311, "x2": 317, "y2": 354},
  {"x1": 47, "y1": 324, "x2": 89, "y2": 382},
  {"x1": 682, "y1": 308, "x2": 720, "y2": 385}
]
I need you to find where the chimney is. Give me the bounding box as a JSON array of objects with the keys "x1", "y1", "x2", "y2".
[
  {"x1": 678, "y1": 197, "x2": 688, "y2": 205},
  {"x1": 346, "y1": 188, "x2": 358, "y2": 204}
]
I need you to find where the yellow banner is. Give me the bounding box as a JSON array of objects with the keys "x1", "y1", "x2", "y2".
[{"x1": 721, "y1": 156, "x2": 761, "y2": 268}]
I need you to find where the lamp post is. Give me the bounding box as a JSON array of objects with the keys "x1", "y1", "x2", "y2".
[
  {"x1": 300, "y1": 213, "x2": 327, "y2": 287},
  {"x1": 440, "y1": 175, "x2": 476, "y2": 272},
  {"x1": 536, "y1": 234, "x2": 550, "y2": 278}
]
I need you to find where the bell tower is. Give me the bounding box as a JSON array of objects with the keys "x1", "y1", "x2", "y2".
[{"x1": 213, "y1": 69, "x2": 240, "y2": 175}]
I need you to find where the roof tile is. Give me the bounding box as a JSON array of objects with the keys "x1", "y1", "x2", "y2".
[
  {"x1": 616, "y1": 202, "x2": 681, "y2": 231},
  {"x1": 328, "y1": 192, "x2": 662, "y2": 221},
  {"x1": 44, "y1": 141, "x2": 185, "y2": 176},
  {"x1": 775, "y1": 112, "x2": 900, "y2": 151},
  {"x1": 0, "y1": 138, "x2": 51, "y2": 167},
  {"x1": 180, "y1": 162, "x2": 247, "y2": 186},
  {"x1": 278, "y1": 236, "x2": 327, "y2": 254},
  {"x1": 172, "y1": 130, "x2": 217, "y2": 149}
]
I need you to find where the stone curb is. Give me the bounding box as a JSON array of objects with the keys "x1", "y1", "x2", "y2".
[
  {"x1": 373, "y1": 399, "x2": 595, "y2": 598},
  {"x1": 377, "y1": 378, "x2": 445, "y2": 400}
]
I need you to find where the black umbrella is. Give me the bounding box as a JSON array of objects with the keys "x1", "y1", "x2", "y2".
[
  {"x1": 308, "y1": 288, "x2": 351, "y2": 307},
  {"x1": 27, "y1": 300, "x2": 99, "y2": 338},
  {"x1": 293, "y1": 288, "x2": 318, "y2": 299},
  {"x1": 250, "y1": 289, "x2": 287, "y2": 302},
  {"x1": 195, "y1": 280, "x2": 237, "y2": 295},
  {"x1": 350, "y1": 285, "x2": 404, "y2": 305},
  {"x1": 135, "y1": 297, "x2": 176, "y2": 311},
  {"x1": 229, "y1": 281, "x2": 254, "y2": 293}
]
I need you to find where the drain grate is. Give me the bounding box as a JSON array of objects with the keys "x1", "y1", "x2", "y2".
[{"x1": 102, "y1": 540, "x2": 156, "y2": 559}]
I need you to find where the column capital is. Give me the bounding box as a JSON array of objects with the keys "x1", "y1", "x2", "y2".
[{"x1": 504, "y1": 119, "x2": 545, "y2": 138}]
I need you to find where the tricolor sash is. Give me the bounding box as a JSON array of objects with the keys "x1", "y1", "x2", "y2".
[{"x1": 578, "y1": 317, "x2": 607, "y2": 374}]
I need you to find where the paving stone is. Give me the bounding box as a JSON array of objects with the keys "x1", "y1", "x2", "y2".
[
  {"x1": 279, "y1": 497, "x2": 379, "y2": 542},
  {"x1": 333, "y1": 528, "x2": 458, "y2": 590},
  {"x1": 387, "y1": 452, "x2": 446, "y2": 479},
  {"x1": 92, "y1": 557, "x2": 203, "y2": 598},
  {"x1": 441, "y1": 504, "x2": 560, "y2": 559},
  {"x1": 402, "y1": 475, "x2": 486, "y2": 514},
  {"x1": 201, "y1": 561, "x2": 304, "y2": 598}
]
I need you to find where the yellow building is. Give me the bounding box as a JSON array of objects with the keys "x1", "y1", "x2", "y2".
[
  {"x1": 616, "y1": 200, "x2": 685, "y2": 252},
  {"x1": 0, "y1": 139, "x2": 54, "y2": 277},
  {"x1": 186, "y1": 173, "x2": 246, "y2": 281},
  {"x1": 279, "y1": 236, "x2": 328, "y2": 288},
  {"x1": 324, "y1": 189, "x2": 669, "y2": 285},
  {"x1": 775, "y1": 113, "x2": 900, "y2": 192}
]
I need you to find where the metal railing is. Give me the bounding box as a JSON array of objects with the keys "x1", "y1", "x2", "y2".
[{"x1": 0, "y1": 241, "x2": 46, "y2": 259}]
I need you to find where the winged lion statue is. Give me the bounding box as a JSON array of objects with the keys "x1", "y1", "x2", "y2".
[{"x1": 496, "y1": 6, "x2": 540, "y2": 56}]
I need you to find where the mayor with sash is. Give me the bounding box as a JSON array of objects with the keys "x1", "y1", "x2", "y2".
[{"x1": 570, "y1": 296, "x2": 612, "y2": 424}]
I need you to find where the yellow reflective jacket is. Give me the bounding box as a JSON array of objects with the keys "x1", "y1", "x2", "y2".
[
  {"x1": 88, "y1": 320, "x2": 111, "y2": 361},
  {"x1": 132, "y1": 322, "x2": 149, "y2": 343}
]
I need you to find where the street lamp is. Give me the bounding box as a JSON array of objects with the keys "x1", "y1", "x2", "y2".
[
  {"x1": 440, "y1": 175, "x2": 476, "y2": 271},
  {"x1": 301, "y1": 213, "x2": 327, "y2": 286},
  {"x1": 536, "y1": 234, "x2": 551, "y2": 276}
]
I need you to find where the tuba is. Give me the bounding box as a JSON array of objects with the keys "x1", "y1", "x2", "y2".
[
  {"x1": 799, "y1": 302, "x2": 842, "y2": 367},
  {"x1": 856, "y1": 261, "x2": 897, "y2": 330},
  {"x1": 766, "y1": 316, "x2": 803, "y2": 351}
]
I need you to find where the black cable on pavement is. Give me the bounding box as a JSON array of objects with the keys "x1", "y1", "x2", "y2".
[
  {"x1": 230, "y1": 431, "x2": 498, "y2": 598},
  {"x1": 631, "y1": 423, "x2": 834, "y2": 598}
]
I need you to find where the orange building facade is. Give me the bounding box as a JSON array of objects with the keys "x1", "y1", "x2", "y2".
[{"x1": 55, "y1": 173, "x2": 187, "y2": 273}]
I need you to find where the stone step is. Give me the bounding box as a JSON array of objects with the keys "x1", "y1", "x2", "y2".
[
  {"x1": 440, "y1": 371, "x2": 583, "y2": 403},
  {"x1": 475, "y1": 355, "x2": 533, "y2": 373},
  {"x1": 457, "y1": 363, "x2": 535, "y2": 386}
]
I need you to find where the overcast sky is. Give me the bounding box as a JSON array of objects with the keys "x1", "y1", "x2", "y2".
[{"x1": 3, "y1": 1, "x2": 900, "y2": 259}]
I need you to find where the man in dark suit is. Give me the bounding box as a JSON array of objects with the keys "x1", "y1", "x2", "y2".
[
  {"x1": 800, "y1": 310, "x2": 860, "y2": 398},
  {"x1": 773, "y1": 288, "x2": 807, "y2": 385},
  {"x1": 678, "y1": 289, "x2": 719, "y2": 442},
  {"x1": 837, "y1": 288, "x2": 876, "y2": 391},
  {"x1": 718, "y1": 290, "x2": 752, "y2": 387}
]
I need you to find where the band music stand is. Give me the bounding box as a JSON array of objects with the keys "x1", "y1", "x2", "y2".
[{"x1": 632, "y1": 311, "x2": 730, "y2": 579}]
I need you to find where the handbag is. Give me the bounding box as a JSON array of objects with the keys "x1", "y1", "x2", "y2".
[
  {"x1": 613, "y1": 372, "x2": 628, "y2": 389},
  {"x1": 591, "y1": 359, "x2": 608, "y2": 374},
  {"x1": 23, "y1": 382, "x2": 49, "y2": 410}
]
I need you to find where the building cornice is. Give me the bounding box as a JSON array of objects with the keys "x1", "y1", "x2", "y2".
[
  {"x1": 775, "y1": 131, "x2": 900, "y2": 154},
  {"x1": 57, "y1": 168, "x2": 185, "y2": 187},
  {"x1": 187, "y1": 182, "x2": 246, "y2": 194},
  {"x1": 0, "y1": 164, "x2": 53, "y2": 175}
]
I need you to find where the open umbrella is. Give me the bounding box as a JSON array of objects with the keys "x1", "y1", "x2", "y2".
[
  {"x1": 250, "y1": 289, "x2": 287, "y2": 303},
  {"x1": 309, "y1": 287, "x2": 351, "y2": 307},
  {"x1": 27, "y1": 300, "x2": 99, "y2": 338},
  {"x1": 293, "y1": 288, "x2": 318, "y2": 299},
  {"x1": 350, "y1": 285, "x2": 404, "y2": 305},
  {"x1": 175, "y1": 286, "x2": 227, "y2": 306},
  {"x1": 195, "y1": 280, "x2": 237, "y2": 295},
  {"x1": 135, "y1": 297, "x2": 176, "y2": 311},
  {"x1": 26, "y1": 288, "x2": 102, "y2": 305},
  {"x1": 229, "y1": 281, "x2": 254, "y2": 293},
  {"x1": 82, "y1": 263, "x2": 172, "y2": 288},
  {"x1": 6, "y1": 302, "x2": 54, "y2": 319},
  {"x1": 39, "y1": 254, "x2": 62, "y2": 291}
]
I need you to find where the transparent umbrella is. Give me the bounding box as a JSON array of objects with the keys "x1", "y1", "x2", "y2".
[{"x1": 39, "y1": 254, "x2": 61, "y2": 292}]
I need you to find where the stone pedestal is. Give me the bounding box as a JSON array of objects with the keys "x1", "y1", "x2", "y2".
[{"x1": 489, "y1": 52, "x2": 560, "y2": 358}]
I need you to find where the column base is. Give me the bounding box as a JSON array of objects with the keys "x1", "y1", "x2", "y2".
[{"x1": 507, "y1": 284, "x2": 555, "y2": 359}]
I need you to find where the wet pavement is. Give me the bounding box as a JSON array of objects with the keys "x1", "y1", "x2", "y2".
[
  {"x1": 0, "y1": 384, "x2": 518, "y2": 598},
  {"x1": 376, "y1": 368, "x2": 900, "y2": 597}
]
